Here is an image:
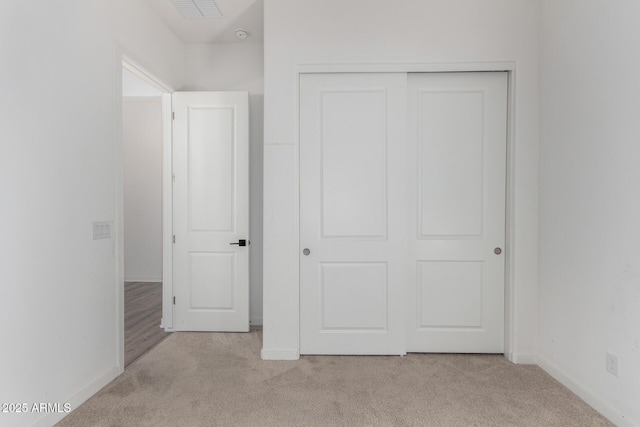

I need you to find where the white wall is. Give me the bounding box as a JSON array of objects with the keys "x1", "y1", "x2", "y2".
[
  {"x1": 123, "y1": 68, "x2": 165, "y2": 97},
  {"x1": 123, "y1": 98, "x2": 163, "y2": 282},
  {"x1": 262, "y1": 0, "x2": 540, "y2": 360},
  {"x1": 0, "y1": 1, "x2": 184, "y2": 426},
  {"x1": 185, "y1": 42, "x2": 265, "y2": 325},
  {"x1": 538, "y1": 1, "x2": 640, "y2": 425}
]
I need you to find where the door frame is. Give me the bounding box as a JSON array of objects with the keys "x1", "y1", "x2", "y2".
[
  {"x1": 115, "y1": 46, "x2": 175, "y2": 372},
  {"x1": 295, "y1": 62, "x2": 518, "y2": 361}
]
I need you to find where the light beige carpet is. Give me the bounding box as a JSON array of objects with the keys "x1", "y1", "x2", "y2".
[{"x1": 57, "y1": 330, "x2": 611, "y2": 426}]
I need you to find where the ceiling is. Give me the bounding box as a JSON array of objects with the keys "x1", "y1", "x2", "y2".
[{"x1": 144, "y1": 0, "x2": 263, "y2": 44}]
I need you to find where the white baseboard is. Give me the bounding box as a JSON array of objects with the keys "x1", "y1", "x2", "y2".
[
  {"x1": 261, "y1": 348, "x2": 300, "y2": 360},
  {"x1": 250, "y1": 316, "x2": 263, "y2": 326},
  {"x1": 511, "y1": 353, "x2": 537, "y2": 364},
  {"x1": 125, "y1": 276, "x2": 162, "y2": 283},
  {"x1": 537, "y1": 356, "x2": 635, "y2": 427},
  {"x1": 33, "y1": 365, "x2": 121, "y2": 427}
]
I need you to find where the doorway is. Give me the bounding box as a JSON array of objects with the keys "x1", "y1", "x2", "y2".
[
  {"x1": 116, "y1": 56, "x2": 252, "y2": 365},
  {"x1": 120, "y1": 59, "x2": 173, "y2": 367}
]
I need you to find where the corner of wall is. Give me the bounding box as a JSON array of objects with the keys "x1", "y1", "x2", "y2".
[
  {"x1": 537, "y1": 356, "x2": 635, "y2": 427},
  {"x1": 510, "y1": 353, "x2": 538, "y2": 365},
  {"x1": 261, "y1": 348, "x2": 300, "y2": 361},
  {"x1": 33, "y1": 365, "x2": 121, "y2": 427}
]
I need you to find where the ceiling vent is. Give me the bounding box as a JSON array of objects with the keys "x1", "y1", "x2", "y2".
[{"x1": 172, "y1": 0, "x2": 222, "y2": 19}]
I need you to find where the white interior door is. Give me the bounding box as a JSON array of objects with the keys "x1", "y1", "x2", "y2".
[
  {"x1": 299, "y1": 72, "x2": 508, "y2": 354},
  {"x1": 406, "y1": 72, "x2": 507, "y2": 353},
  {"x1": 300, "y1": 73, "x2": 408, "y2": 355},
  {"x1": 172, "y1": 91, "x2": 250, "y2": 332}
]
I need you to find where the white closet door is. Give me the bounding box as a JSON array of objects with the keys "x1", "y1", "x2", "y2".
[
  {"x1": 300, "y1": 73, "x2": 408, "y2": 355},
  {"x1": 406, "y1": 72, "x2": 507, "y2": 353},
  {"x1": 172, "y1": 91, "x2": 250, "y2": 332}
]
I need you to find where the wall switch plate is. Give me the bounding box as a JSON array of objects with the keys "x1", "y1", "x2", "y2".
[
  {"x1": 92, "y1": 221, "x2": 112, "y2": 240},
  {"x1": 606, "y1": 352, "x2": 618, "y2": 377}
]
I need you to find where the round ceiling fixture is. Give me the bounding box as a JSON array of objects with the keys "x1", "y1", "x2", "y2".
[{"x1": 235, "y1": 29, "x2": 248, "y2": 40}]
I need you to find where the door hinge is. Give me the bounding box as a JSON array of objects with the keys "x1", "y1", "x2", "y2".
[
  {"x1": 172, "y1": 111, "x2": 175, "y2": 120},
  {"x1": 173, "y1": 235, "x2": 176, "y2": 244},
  {"x1": 172, "y1": 173, "x2": 175, "y2": 182},
  {"x1": 173, "y1": 296, "x2": 176, "y2": 305}
]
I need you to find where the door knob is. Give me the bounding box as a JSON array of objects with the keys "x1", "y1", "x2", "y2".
[
  {"x1": 303, "y1": 248, "x2": 311, "y2": 256},
  {"x1": 230, "y1": 239, "x2": 248, "y2": 247},
  {"x1": 494, "y1": 247, "x2": 502, "y2": 255}
]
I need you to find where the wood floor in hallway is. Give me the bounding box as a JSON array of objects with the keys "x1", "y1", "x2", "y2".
[{"x1": 125, "y1": 282, "x2": 169, "y2": 367}]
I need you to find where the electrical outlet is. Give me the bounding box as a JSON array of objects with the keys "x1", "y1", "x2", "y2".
[{"x1": 606, "y1": 352, "x2": 618, "y2": 377}]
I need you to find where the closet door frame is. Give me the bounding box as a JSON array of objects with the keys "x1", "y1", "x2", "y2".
[{"x1": 294, "y1": 62, "x2": 518, "y2": 360}]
